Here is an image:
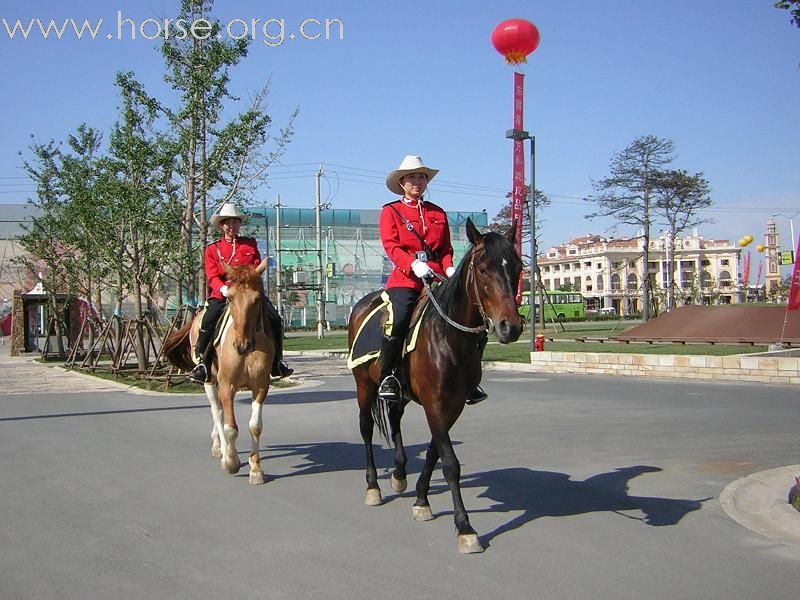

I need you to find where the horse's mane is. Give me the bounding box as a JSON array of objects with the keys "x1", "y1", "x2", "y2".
[
  {"x1": 424, "y1": 231, "x2": 521, "y2": 327},
  {"x1": 226, "y1": 264, "x2": 264, "y2": 291}
]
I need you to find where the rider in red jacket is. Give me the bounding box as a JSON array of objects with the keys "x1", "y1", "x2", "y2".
[
  {"x1": 189, "y1": 203, "x2": 293, "y2": 383},
  {"x1": 377, "y1": 156, "x2": 487, "y2": 405}
]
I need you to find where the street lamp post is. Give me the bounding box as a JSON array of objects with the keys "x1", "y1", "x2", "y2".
[
  {"x1": 506, "y1": 129, "x2": 536, "y2": 353},
  {"x1": 493, "y1": 18, "x2": 541, "y2": 352},
  {"x1": 771, "y1": 211, "x2": 798, "y2": 252}
]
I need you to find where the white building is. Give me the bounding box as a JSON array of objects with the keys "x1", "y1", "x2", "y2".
[{"x1": 538, "y1": 230, "x2": 741, "y2": 316}]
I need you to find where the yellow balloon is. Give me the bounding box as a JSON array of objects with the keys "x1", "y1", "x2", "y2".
[
  {"x1": 738, "y1": 238, "x2": 748, "y2": 247},
  {"x1": 744, "y1": 235, "x2": 754, "y2": 244},
  {"x1": 756, "y1": 244, "x2": 765, "y2": 253}
]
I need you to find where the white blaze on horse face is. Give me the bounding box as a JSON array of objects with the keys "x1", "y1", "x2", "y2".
[{"x1": 501, "y1": 257, "x2": 515, "y2": 294}]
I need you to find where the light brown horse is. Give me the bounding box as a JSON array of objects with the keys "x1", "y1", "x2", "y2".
[
  {"x1": 348, "y1": 219, "x2": 523, "y2": 553},
  {"x1": 164, "y1": 260, "x2": 276, "y2": 484}
]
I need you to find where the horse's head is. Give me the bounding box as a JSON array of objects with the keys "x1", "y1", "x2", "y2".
[
  {"x1": 466, "y1": 218, "x2": 524, "y2": 344},
  {"x1": 222, "y1": 259, "x2": 269, "y2": 355}
]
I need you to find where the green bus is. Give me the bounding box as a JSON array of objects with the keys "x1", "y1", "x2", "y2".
[{"x1": 519, "y1": 291, "x2": 586, "y2": 323}]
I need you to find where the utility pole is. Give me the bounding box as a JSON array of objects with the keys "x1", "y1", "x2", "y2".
[
  {"x1": 263, "y1": 210, "x2": 270, "y2": 298},
  {"x1": 315, "y1": 166, "x2": 325, "y2": 339},
  {"x1": 275, "y1": 194, "x2": 283, "y2": 320}
]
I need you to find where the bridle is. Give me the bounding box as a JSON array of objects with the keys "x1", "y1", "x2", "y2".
[{"x1": 423, "y1": 250, "x2": 494, "y2": 335}]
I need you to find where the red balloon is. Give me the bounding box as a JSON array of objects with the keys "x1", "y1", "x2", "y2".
[{"x1": 491, "y1": 19, "x2": 540, "y2": 65}]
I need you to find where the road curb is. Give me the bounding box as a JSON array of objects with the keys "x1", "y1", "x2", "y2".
[{"x1": 719, "y1": 465, "x2": 800, "y2": 546}]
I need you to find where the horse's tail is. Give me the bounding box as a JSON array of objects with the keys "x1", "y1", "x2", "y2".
[
  {"x1": 163, "y1": 321, "x2": 195, "y2": 372},
  {"x1": 371, "y1": 393, "x2": 392, "y2": 446}
]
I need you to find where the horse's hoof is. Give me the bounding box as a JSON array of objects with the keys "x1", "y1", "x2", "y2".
[
  {"x1": 249, "y1": 471, "x2": 265, "y2": 485},
  {"x1": 365, "y1": 488, "x2": 383, "y2": 506},
  {"x1": 457, "y1": 534, "x2": 484, "y2": 554},
  {"x1": 390, "y1": 473, "x2": 407, "y2": 493},
  {"x1": 412, "y1": 505, "x2": 434, "y2": 521},
  {"x1": 222, "y1": 457, "x2": 241, "y2": 474}
]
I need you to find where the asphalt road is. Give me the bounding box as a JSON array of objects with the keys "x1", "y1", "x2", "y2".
[{"x1": 1, "y1": 352, "x2": 798, "y2": 600}]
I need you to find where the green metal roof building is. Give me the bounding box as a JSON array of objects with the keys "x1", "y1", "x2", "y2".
[{"x1": 239, "y1": 207, "x2": 489, "y2": 326}]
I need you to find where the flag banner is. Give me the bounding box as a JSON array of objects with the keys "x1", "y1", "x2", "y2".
[
  {"x1": 788, "y1": 235, "x2": 800, "y2": 310},
  {"x1": 512, "y1": 71, "x2": 525, "y2": 303}
]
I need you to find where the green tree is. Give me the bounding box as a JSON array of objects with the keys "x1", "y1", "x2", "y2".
[
  {"x1": 650, "y1": 169, "x2": 713, "y2": 310},
  {"x1": 16, "y1": 140, "x2": 73, "y2": 355},
  {"x1": 19, "y1": 127, "x2": 126, "y2": 356},
  {"x1": 119, "y1": 0, "x2": 297, "y2": 304},
  {"x1": 776, "y1": 0, "x2": 800, "y2": 28},
  {"x1": 586, "y1": 135, "x2": 676, "y2": 321},
  {"x1": 58, "y1": 125, "x2": 113, "y2": 318},
  {"x1": 490, "y1": 185, "x2": 550, "y2": 263},
  {"x1": 98, "y1": 76, "x2": 182, "y2": 368}
]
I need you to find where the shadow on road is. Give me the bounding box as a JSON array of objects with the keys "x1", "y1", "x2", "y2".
[
  {"x1": 237, "y1": 389, "x2": 355, "y2": 405},
  {"x1": 264, "y1": 441, "x2": 431, "y2": 477},
  {"x1": 0, "y1": 403, "x2": 208, "y2": 422},
  {"x1": 259, "y1": 442, "x2": 710, "y2": 546},
  {"x1": 461, "y1": 465, "x2": 712, "y2": 546}
]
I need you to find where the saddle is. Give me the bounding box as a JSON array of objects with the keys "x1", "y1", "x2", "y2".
[
  {"x1": 346, "y1": 290, "x2": 431, "y2": 370},
  {"x1": 190, "y1": 306, "x2": 234, "y2": 365}
]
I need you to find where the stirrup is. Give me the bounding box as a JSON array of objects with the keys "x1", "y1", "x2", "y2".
[
  {"x1": 378, "y1": 375, "x2": 402, "y2": 403},
  {"x1": 272, "y1": 360, "x2": 293, "y2": 378},
  {"x1": 466, "y1": 385, "x2": 488, "y2": 405},
  {"x1": 188, "y1": 363, "x2": 208, "y2": 384}
]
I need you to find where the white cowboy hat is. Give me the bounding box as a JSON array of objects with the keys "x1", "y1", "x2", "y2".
[
  {"x1": 210, "y1": 203, "x2": 248, "y2": 230},
  {"x1": 385, "y1": 155, "x2": 439, "y2": 195}
]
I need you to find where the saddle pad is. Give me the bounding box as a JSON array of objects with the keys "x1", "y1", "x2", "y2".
[
  {"x1": 214, "y1": 309, "x2": 233, "y2": 347},
  {"x1": 405, "y1": 301, "x2": 429, "y2": 354},
  {"x1": 191, "y1": 306, "x2": 233, "y2": 365},
  {"x1": 347, "y1": 291, "x2": 431, "y2": 369},
  {"x1": 346, "y1": 292, "x2": 390, "y2": 369}
]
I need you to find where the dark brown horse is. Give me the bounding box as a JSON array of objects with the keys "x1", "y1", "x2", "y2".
[
  {"x1": 163, "y1": 260, "x2": 276, "y2": 484},
  {"x1": 348, "y1": 218, "x2": 523, "y2": 553}
]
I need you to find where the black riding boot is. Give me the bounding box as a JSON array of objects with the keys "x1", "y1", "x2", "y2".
[
  {"x1": 377, "y1": 335, "x2": 404, "y2": 403},
  {"x1": 466, "y1": 333, "x2": 489, "y2": 405},
  {"x1": 189, "y1": 322, "x2": 215, "y2": 383},
  {"x1": 264, "y1": 299, "x2": 293, "y2": 378}
]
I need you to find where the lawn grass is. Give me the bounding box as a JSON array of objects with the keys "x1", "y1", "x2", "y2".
[
  {"x1": 283, "y1": 327, "x2": 766, "y2": 361},
  {"x1": 285, "y1": 332, "x2": 350, "y2": 351},
  {"x1": 281, "y1": 321, "x2": 638, "y2": 352},
  {"x1": 65, "y1": 367, "x2": 298, "y2": 393}
]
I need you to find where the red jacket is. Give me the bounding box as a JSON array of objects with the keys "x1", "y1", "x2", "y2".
[
  {"x1": 205, "y1": 236, "x2": 261, "y2": 300},
  {"x1": 379, "y1": 198, "x2": 454, "y2": 291}
]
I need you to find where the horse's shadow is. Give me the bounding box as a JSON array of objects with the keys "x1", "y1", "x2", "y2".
[
  {"x1": 259, "y1": 442, "x2": 710, "y2": 545},
  {"x1": 235, "y1": 390, "x2": 355, "y2": 405},
  {"x1": 461, "y1": 465, "x2": 711, "y2": 546},
  {"x1": 263, "y1": 441, "x2": 430, "y2": 479}
]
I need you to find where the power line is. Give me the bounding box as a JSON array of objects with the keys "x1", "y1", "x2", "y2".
[{"x1": 2, "y1": 162, "x2": 797, "y2": 216}]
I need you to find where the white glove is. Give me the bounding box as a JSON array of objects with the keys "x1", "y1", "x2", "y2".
[
  {"x1": 445, "y1": 266, "x2": 456, "y2": 278},
  {"x1": 411, "y1": 259, "x2": 433, "y2": 280},
  {"x1": 220, "y1": 285, "x2": 229, "y2": 297}
]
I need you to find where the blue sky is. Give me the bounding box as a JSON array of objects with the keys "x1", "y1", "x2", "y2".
[{"x1": 1, "y1": 0, "x2": 798, "y2": 275}]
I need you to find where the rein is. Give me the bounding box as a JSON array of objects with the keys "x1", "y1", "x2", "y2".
[{"x1": 422, "y1": 252, "x2": 493, "y2": 335}]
